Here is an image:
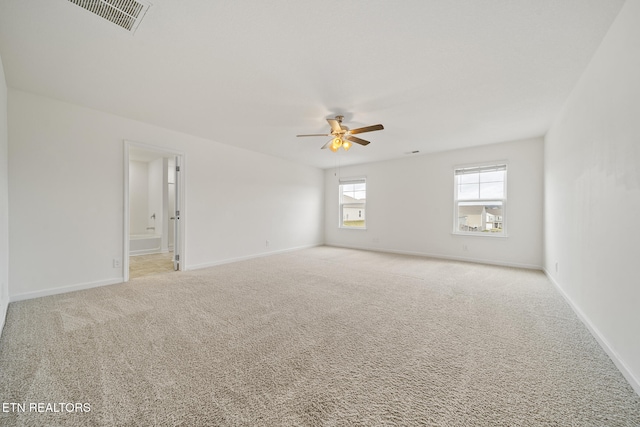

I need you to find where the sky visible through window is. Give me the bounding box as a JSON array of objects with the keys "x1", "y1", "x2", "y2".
[
  {"x1": 457, "y1": 170, "x2": 505, "y2": 200},
  {"x1": 341, "y1": 183, "x2": 366, "y2": 201}
]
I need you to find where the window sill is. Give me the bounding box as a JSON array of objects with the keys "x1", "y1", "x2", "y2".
[
  {"x1": 339, "y1": 227, "x2": 367, "y2": 231},
  {"x1": 452, "y1": 232, "x2": 508, "y2": 238}
]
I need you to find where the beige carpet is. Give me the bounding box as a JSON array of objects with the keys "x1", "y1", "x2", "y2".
[{"x1": 0, "y1": 246, "x2": 639, "y2": 426}]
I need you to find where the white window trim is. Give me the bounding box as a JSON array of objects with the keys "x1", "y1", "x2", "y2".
[
  {"x1": 339, "y1": 177, "x2": 367, "y2": 230},
  {"x1": 452, "y1": 163, "x2": 508, "y2": 237}
]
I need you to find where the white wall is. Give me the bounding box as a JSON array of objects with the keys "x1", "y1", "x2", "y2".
[
  {"x1": 8, "y1": 89, "x2": 324, "y2": 299},
  {"x1": 325, "y1": 137, "x2": 544, "y2": 269},
  {"x1": 147, "y1": 157, "x2": 164, "y2": 240},
  {"x1": 0, "y1": 54, "x2": 9, "y2": 336},
  {"x1": 168, "y1": 158, "x2": 175, "y2": 249},
  {"x1": 544, "y1": 0, "x2": 640, "y2": 395},
  {"x1": 129, "y1": 160, "x2": 149, "y2": 235}
]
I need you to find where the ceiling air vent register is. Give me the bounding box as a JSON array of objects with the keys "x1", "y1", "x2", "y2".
[{"x1": 67, "y1": 0, "x2": 150, "y2": 33}]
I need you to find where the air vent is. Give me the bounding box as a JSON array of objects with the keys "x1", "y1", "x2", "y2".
[{"x1": 67, "y1": 0, "x2": 151, "y2": 33}]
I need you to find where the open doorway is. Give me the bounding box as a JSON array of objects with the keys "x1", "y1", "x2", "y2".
[{"x1": 124, "y1": 141, "x2": 185, "y2": 281}]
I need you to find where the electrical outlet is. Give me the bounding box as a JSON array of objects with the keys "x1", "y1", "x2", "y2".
[
  {"x1": 462, "y1": 244, "x2": 468, "y2": 251},
  {"x1": 113, "y1": 258, "x2": 121, "y2": 268},
  {"x1": 373, "y1": 237, "x2": 380, "y2": 243},
  {"x1": 265, "y1": 240, "x2": 270, "y2": 247},
  {"x1": 555, "y1": 262, "x2": 559, "y2": 273}
]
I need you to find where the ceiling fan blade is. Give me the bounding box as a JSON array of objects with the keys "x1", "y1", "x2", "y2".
[
  {"x1": 349, "y1": 124, "x2": 384, "y2": 135},
  {"x1": 345, "y1": 135, "x2": 370, "y2": 146},
  {"x1": 320, "y1": 139, "x2": 333, "y2": 149},
  {"x1": 297, "y1": 133, "x2": 331, "y2": 137},
  {"x1": 327, "y1": 119, "x2": 343, "y2": 133}
]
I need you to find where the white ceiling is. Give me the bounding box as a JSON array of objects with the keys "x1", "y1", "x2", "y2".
[{"x1": 0, "y1": 0, "x2": 625, "y2": 169}]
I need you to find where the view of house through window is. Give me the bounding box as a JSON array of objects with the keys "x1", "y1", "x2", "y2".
[
  {"x1": 454, "y1": 164, "x2": 506, "y2": 235},
  {"x1": 339, "y1": 179, "x2": 366, "y2": 228}
]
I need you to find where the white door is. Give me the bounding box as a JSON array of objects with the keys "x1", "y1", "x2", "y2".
[{"x1": 173, "y1": 156, "x2": 181, "y2": 271}]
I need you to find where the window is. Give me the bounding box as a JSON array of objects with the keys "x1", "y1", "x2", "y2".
[
  {"x1": 454, "y1": 164, "x2": 506, "y2": 235},
  {"x1": 339, "y1": 178, "x2": 366, "y2": 229}
]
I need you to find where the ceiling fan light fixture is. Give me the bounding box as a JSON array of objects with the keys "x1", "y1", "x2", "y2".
[{"x1": 297, "y1": 115, "x2": 383, "y2": 152}]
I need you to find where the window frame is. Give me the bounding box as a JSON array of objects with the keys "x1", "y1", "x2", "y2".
[
  {"x1": 453, "y1": 163, "x2": 508, "y2": 237},
  {"x1": 339, "y1": 178, "x2": 367, "y2": 230}
]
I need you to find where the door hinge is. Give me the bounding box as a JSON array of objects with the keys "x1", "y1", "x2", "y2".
[
  {"x1": 176, "y1": 210, "x2": 180, "y2": 216},
  {"x1": 176, "y1": 166, "x2": 180, "y2": 172},
  {"x1": 175, "y1": 254, "x2": 179, "y2": 261}
]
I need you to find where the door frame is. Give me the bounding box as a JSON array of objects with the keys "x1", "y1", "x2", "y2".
[{"x1": 123, "y1": 140, "x2": 186, "y2": 282}]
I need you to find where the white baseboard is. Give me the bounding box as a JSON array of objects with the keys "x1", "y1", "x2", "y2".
[
  {"x1": 187, "y1": 243, "x2": 323, "y2": 271},
  {"x1": 0, "y1": 297, "x2": 8, "y2": 341},
  {"x1": 543, "y1": 269, "x2": 640, "y2": 397},
  {"x1": 326, "y1": 243, "x2": 543, "y2": 270},
  {"x1": 10, "y1": 278, "x2": 124, "y2": 303}
]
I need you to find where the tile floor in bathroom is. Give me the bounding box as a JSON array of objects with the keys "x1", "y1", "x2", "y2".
[{"x1": 129, "y1": 251, "x2": 175, "y2": 279}]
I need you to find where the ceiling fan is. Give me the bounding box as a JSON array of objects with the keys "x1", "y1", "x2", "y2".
[{"x1": 297, "y1": 115, "x2": 384, "y2": 152}]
